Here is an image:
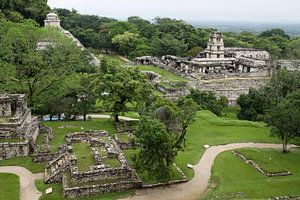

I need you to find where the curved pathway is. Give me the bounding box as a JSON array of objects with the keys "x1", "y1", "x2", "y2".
[
  {"x1": 120, "y1": 143, "x2": 298, "y2": 200},
  {"x1": 0, "y1": 166, "x2": 43, "y2": 200}
]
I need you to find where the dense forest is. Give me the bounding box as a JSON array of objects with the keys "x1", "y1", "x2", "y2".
[
  {"x1": 1, "y1": 1, "x2": 299, "y2": 59},
  {"x1": 54, "y1": 8, "x2": 300, "y2": 59}
]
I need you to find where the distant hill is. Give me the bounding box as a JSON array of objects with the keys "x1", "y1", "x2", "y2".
[{"x1": 190, "y1": 21, "x2": 300, "y2": 38}]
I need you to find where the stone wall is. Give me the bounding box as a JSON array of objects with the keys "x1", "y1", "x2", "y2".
[
  {"x1": 62, "y1": 175, "x2": 142, "y2": 199},
  {"x1": 71, "y1": 168, "x2": 133, "y2": 183},
  {"x1": 195, "y1": 76, "x2": 270, "y2": 106},
  {"x1": 0, "y1": 141, "x2": 29, "y2": 160},
  {"x1": 275, "y1": 60, "x2": 300, "y2": 71}
]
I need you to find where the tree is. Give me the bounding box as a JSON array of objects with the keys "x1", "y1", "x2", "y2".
[
  {"x1": 74, "y1": 75, "x2": 96, "y2": 121},
  {"x1": 185, "y1": 47, "x2": 203, "y2": 58},
  {"x1": 96, "y1": 59, "x2": 153, "y2": 122},
  {"x1": 237, "y1": 88, "x2": 266, "y2": 121},
  {"x1": 112, "y1": 31, "x2": 142, "y2": 57},
  {"x1": 0, "y1": 19, "x2": 91, "y2": 112},
  {"x1": 0, "y1": 0, "x2": 50, "y2": 24},
  {"x1": 151, "y1": 34, "x2": 187, "y2": 56},
  {"x1": 134, "y1": 116, "x2": 173, "y2": 182},
  {"x1": 173, "y1": 97, "x2": 198, "y2": 151},
  {"x1": 268, "y1": 89, "x2": 300, "y2": 152},
  {"x1": 187, "y1": 89, "x2": 224, "y2": 116},
  {"x1": 259, "y1": 29, "x2": 290, "y2": 40}
]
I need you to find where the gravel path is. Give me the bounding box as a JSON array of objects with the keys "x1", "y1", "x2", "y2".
[
  {"x1": 0, "y1": 166, "x2": 43, "y2": 200},
  {"x1": 120, "y1": 143, "x2": 297, "y2": 200},
  {"x1": 86, "y1": 114, "x2": 139, "y2": 121}
]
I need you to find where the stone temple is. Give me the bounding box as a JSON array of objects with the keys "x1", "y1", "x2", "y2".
[
  {"x1": 136, "y1": 32, "x2": 273, "y2": 105},
  {"x1": 38, "y1": 13, "x2": 100, "y2": 66},
  {"x1": 0, "y1": 94, "x2": 40, "y2": 159}
]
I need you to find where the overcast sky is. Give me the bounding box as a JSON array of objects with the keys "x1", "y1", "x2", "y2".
[{"x1": 48, "y1": 0, "x2": 300, "y2": 24}]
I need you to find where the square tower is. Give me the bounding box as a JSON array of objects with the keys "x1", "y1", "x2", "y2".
[{"x1": 204, "y1": 32, "x2": 225, "y2": 59}]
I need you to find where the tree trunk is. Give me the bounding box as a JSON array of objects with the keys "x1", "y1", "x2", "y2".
[
  {"x1": 83, "y1": 114, "x2": 86, "y2": 122},
  {"x1": 114, "y1": 114, "x2": 119, "y2": 122},
  {"x1": 282, "y1": 133, "x2": 289, "y2": 153}
]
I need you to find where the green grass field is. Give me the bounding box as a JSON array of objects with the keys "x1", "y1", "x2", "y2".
[
  {"x1": 236, "y1": 148, "x2": 289, "y2": 174},
  {"x1": 0, "y1": 173, "x2": 19, "y2": 200},
  {"x1": 175, "y1": 110, "x2": 280, "y2": 179},
  {"x1": 136, "y1": 65, "x2": 188, "y2": 84},
  {"x1": 204, "y1": 148, "x2": 300, "y2": 199},
  {"x1": 72, "y1": 142, "x2": 95, "y2": 171}
]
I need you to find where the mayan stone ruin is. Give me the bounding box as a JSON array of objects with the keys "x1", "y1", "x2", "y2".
[
  {"x1": 0, "y1": 94, "x2": 40, "y2": 159},
  {"x1": 136, "y1": 32, "x2": 274, "y2": 105},
  {"x1": 44, "y1": 130, "x2": 141, "y2": 198}
]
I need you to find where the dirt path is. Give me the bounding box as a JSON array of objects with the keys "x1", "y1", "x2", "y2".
[
  {"x1": 120, "y1": 143, "x2": 297, "y2": 200},
  {"x1": 87, "y1": 114, "x2": 139, "y2": 121},
  {"x1": 0, "y1": 166, "x2": 44, "y2": 200}
]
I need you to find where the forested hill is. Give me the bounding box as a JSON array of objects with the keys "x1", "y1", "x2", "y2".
[
  {"x1": 0, "y1": 1, "x2": 299, "y2": 60},
  {"x1": 55, "y1": 8, "x2": 300, "y2": 59}
]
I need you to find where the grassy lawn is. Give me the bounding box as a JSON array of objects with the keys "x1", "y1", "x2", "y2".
[
  {"x1": 204, "y1": 148, "x2": 300, "y2": 199},
  {"x1": 99, "y1": 54, "x2": 127, "y2": 66},
  {"x1": 72, "y1": 142, "x2": 95, "y2": 172},
  {"x1": 102, "y1": 157, "x2": 121, "y2": 168},
  {"x1": 175, "y1": 110, "x2": 281, "y2": 180},
  {"x1": 0, "y1": 173, "x2": 19, "y2": 200},
  {"x1": 136, "y1": 65, "x2": 188, "y2": 84},
  {"x1": 35, "y1": 132, "x2": 45, "y2": 146},
  {"x1": 0, "y1": 157, "x2": 45, "y2": 173},
  {"x1": 0, "y1": 138, "x2": 25, "y2": 143},
  {"x1": 44, "y1": 119, "x2": 115, "y2": 151},
  {"x1": 221, "y1": 107, "x2": 240, "y2": 120},
  {"x1": 236, "y1": 148, "x2": 289, "y2": 174}
]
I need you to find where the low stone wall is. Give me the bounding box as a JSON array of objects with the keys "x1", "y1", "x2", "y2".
[
  {"x1": 232, "y1": 151, "x2": 291, "y2": 177},
  {"x1": 0, "y1": 141, "x2": 29, "y2": 160},
  {"x1": 71, "y1": 168, "x2": 133, "y2": 183},
  {"x1": 63, "y1": 175, "x2": 142, "y2": 199},
  {"x1": 33, "y1": 152, "x2": 54, "y2": 162},
  {"x1": 270, "y1": 196, "x2": 300, "y2": 200}
]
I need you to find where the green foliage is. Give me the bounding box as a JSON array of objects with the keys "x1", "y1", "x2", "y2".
[
  {"x1": 112, "y1": 31, "x2": 142, "y2": 57},
  {"x1": 0, "y1": 19, "x2": 95, "y2": 117},
  {"x1": 96, "y1": 59, "x2": 154, "y2": 121},
  {"x1": 185, "y1": 46, "x2": 203, "y2": 57},
  {"x1": 151, "y1": 34, "x2": 188, "y2": 56},
  {"x1": 187, "y1": 89, "x2": 224, "y2": 116},
  {"x1": 268, "y1": 89, "x2": 300, "y2": 152},
  {"x1": 237, "y1": 69, "x2": 300, "y2": 122},
  {"x1": 134, "y1": 116, "x2": 174, "y2": 182},
  {"x1": 260, "y1": 28, "x2": 291, "y2": 39},
  {"x1": 0, "y1": 0, "x2": 50, "y2": 24},
  {"x1": 237, "y1": 89, "x2": 266, "y2": 121}
]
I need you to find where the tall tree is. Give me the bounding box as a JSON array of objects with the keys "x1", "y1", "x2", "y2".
[
  {"x1": 268, "y1": 89, "x2": 300, "y2": 152},
  {"x1": 96, "y1": 59, "x2": 153, "y2": 122},
  {"x1": 134, "y1": 116, "x2": 173, "y2": 182}
]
